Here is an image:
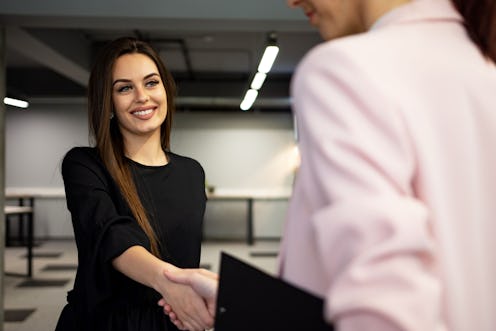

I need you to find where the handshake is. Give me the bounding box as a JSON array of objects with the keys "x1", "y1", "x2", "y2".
[{"x1": 156, "y1": 267, "x2": 219, "y2": 331}]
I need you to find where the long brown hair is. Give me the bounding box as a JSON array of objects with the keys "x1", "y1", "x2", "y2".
[
  {"x1": 452, "y1": 0, "x2": 496, "y2": 62},
  {"x1": 88, "y1": 37, "x2": 176, "y2": 257}
]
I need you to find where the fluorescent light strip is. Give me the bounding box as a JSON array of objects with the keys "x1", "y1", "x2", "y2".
[
  {"x1": 240, "y1": 89, "x2": 258, "y2": 111},
  {"x1": 4, "y1": 97, "x2": 29, "y2": 109},
  {"x1": 240, "y1": 43, "x2": 279, "y2": 111},
  {"x1": 250, "y1": 72, "x2": 267, "y2": 90},
  {"x1": 257, "y1": 45, "x2": 279, "y2": 74}
]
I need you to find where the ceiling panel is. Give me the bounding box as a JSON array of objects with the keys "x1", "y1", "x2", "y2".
[{"x1": 0, "y1": 0, "x2": 321, "y2": 112}]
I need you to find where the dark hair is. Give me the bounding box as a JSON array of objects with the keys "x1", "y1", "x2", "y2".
[
  {"x1": 88, "y1": 37, "x2": 177, "y2": 257},
  {"x1": 452, "y1": 0, "x2": 496, "y2": 62}
]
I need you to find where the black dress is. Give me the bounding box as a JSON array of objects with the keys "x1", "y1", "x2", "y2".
[{"x1": 55, "y1": 147, "x2": 206, "y2": 331}]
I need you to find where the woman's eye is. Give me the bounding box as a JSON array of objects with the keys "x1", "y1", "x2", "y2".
[
  {"x1": 117, "y1": 85, "x2": 132, "y2": 93},
  {"x1": 146, "y1": 80, "x2": 160, "y2": 88}
]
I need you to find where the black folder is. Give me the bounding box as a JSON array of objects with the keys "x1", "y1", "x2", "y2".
[{"x1": 214, "y1": 252, "x2": 333, "y2": 331}]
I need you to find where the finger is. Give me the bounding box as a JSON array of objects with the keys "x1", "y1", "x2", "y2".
[
  {"x1": 179, "y1": 295, "x2": 212, "y2": 330},
  {"x1": 191, "y1": 297, "x2": 215, "y2": 329},
  {"x1": 183, "y1": 311, "x2": 205, "y2": 331},
  {"x1": 167, "y1": 312, "x2": 186, "y2": 330},
  {"x1": 198, "y1": 268, "x2": 219, "y2": 280},
  {"x1": 171, "y1": 318, "x2": 187, "y2": 331},
  {"x1": 172, "y1": 320, "x2": 186, "y2": 330},
  {"x1": 191, "y1": 273, "x2": 218, "y2": 300},
  {"x1": 171, "y1": 302, "x2": 203, "y2": 331},
  {"x1": 163, "y1": 269, "x2": 192, "y2": 285},
  {"x1": 182, "y1": 319, "x2": 202, "y2": 331}
]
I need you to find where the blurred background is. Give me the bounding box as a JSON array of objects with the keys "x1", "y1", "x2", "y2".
[
  {"x1": 0, "y1": 1, "x2": 322, "y2": 330},
  {"x1": 1, "y1": 0, "x2": 322, "y2": 240}
]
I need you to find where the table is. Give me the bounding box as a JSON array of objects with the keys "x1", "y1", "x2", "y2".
[
  {"x1": 5, "y1": 187, "x2": 65, "y2": 200},
  {"x1": 4, "y1": 187, "x2": 292, "y2": 246},
  {"x1": 4, "y1": 188, "x2": 65, "y2": 277},
  {"x1": 4, "y1": 205, "x2": 34, "y2": 277},
  {"x1": 207, "y1": 188, "x2": 291, "y2": 245}
]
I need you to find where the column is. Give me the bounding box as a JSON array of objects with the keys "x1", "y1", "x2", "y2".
[{"x1": 0, "y1": 27, "x2": 6, "y2": 331}]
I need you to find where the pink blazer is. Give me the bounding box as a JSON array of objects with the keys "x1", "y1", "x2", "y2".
[{"x1": 279, "y1": 1, "x2": 496, "y2": 330}]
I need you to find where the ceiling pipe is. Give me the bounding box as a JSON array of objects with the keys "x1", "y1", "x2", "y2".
[
  {"x1": 133, "y1": 31, "x2": 195, "y2": 80},
  {"x1": 26, "y1": 96, "x2": 291, "y2": 109}
]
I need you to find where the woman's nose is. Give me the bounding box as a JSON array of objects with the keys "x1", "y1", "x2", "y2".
[
  {"x1": 135, "y1": 86, "x2": 149, "y2": 103},
  {"x1": 287, "y1": 0, "x2": 302, "y2": 8}
]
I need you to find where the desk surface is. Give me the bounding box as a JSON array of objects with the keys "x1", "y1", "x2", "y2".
[
  {"x1": 5, "y1": 187, "x2": 66, "y2": 199},
  {"x1": 4, "y1": 205, "x2": 34, "y2": 214},
  {"x1": 207, "y1": 188, "x2": 291, "y2": 200},
  {"x1": 6, "y1": 187, "x2": 293, "y2": 200}
]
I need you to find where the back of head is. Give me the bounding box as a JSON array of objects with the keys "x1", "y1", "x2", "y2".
[{"x1": 451, "y1": 0, "x2": 496, "y2": 62}]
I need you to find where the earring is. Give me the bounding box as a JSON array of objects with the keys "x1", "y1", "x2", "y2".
[{"x1": 110, "y1": 112, "x2": 114, "y2": 120}]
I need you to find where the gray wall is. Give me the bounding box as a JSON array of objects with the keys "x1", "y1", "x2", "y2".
[{"x1": 5, "y1": 103, "x2": 296, "y2": 240}]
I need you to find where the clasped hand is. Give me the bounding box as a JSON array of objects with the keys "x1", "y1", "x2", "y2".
[{"x1": 157, "y1": 268, "x2": 219, "y2": 330}]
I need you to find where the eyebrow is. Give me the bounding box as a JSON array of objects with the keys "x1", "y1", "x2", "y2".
[{"x1": 112, "y1": 73, "x2": 160, "y2": 86}]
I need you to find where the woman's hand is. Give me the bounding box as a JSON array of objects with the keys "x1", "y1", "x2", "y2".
[
  {"x1": 155, "y1": 267, "x2": 215, "y2": 331},
  {"x1": 158, "y1": 268, "x2": 219, "y2": 329}
]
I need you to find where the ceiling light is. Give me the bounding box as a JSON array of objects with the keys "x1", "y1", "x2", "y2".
[
  {"x1": 257, "y1": 45, "x2": 279, "y2": 74},
  {"x1": 250, "y1": 72, "x2": 267, "y2": 90},
  {"x1": 240, "y1": 89, "x2": 258, "y2": 111},
  {"x1": 4, "y1": 97, "x2": 29, "y2": 109},
  {"x1": 239, "y1": 31, "x2": 279, "y2": 111}
]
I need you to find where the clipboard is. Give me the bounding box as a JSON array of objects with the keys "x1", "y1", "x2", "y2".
[{"x1": 214, "y1": 252, "x2": 333, "y2": 331}]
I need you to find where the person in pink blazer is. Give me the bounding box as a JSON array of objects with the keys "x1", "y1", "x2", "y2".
[
  {"x1": 161, "y1": 0, "x2": 496, "y2": 330},
  {"x1": 278, "y1": 0, "x2": 496, "y2": 330}
]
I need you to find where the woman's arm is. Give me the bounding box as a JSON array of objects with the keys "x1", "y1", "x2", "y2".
[{"x1": 112, "y1": 245, "x2": 214, "y2": 331}]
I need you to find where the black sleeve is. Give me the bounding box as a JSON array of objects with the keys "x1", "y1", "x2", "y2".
[{"x1": 62, "y1": 147, "x2": 150, "y2": 309}]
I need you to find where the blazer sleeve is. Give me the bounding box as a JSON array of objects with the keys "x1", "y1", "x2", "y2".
[{"x1": 291, "y1": 44, "x2": 442, "y2": 331}]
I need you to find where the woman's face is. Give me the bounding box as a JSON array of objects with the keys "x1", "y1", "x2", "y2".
[
  {"x1": 111, "y1": 53, "x2": 167, "y2": 142},
  {"x1": 287, "y1": 0, "x2": 365, "y2": 40}
]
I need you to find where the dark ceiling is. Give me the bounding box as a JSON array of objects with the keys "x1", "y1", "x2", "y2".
[{"x1": 0, "y1": 0, "x2": 322, "y2": 112}]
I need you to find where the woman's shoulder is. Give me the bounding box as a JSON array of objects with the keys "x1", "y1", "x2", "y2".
[
  {"x1": 298, "y1": 33, "x2": 387, "y2": 73},
  {"x1": 62, "y1": 147, "x2": 113, "y2": 185},
  {"x1": 64, "y1": 146, "x2": 99, "y2": 163},
  {"x1": 167, "y1": 152, "x2": 204, "y2": 172},
  {"x1": 62, "y1": 147, "x2": 106, "y2": 173}
]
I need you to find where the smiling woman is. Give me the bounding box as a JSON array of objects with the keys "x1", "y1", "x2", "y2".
[{"x1": 54, "y1": 37, "x2": 213, "y2": 331}]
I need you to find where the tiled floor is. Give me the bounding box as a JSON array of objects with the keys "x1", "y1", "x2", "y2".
[{"x1": 3, "y1": 239, "x2": 280, "y2": 331}]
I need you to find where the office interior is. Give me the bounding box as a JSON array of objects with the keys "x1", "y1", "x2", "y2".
[{"x1": 0, "y1": 0, "x2": 323, "y2": 330}]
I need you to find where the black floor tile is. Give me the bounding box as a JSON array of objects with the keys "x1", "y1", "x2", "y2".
[
  {"x1": 6, "y1": 241, "x2": 42, "y2": 248},
  {"x1": 249, "y1": 251, "x2": 279, "y2": 257},
  {"x1": 4, "y1": 308, "x2": 36, "y2": 322},
  {"x1": 17, "y1": 279, "x2": 71, "y2": 288},
  {"x1": 22, "y1": 252, "x2": 62, "y2": 259},
  {"x1": 41, "y1": 264, "x2": 78, "y2": 271}
]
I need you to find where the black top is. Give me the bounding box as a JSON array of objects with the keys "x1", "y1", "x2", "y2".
[{"x1": 55, "y1": 147, "x2": 206, "y2": 331}]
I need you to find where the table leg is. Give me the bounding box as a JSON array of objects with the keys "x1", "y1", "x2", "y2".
[
  {"x1": 6, "y1": 215, "x2": 11, "y2": 246},
  {"x1": 247, "y1": 198, "x2": 254, "y2": 245},
  {"x1": 27, "y1": 211, "x2": 33, "y2": 277}
]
